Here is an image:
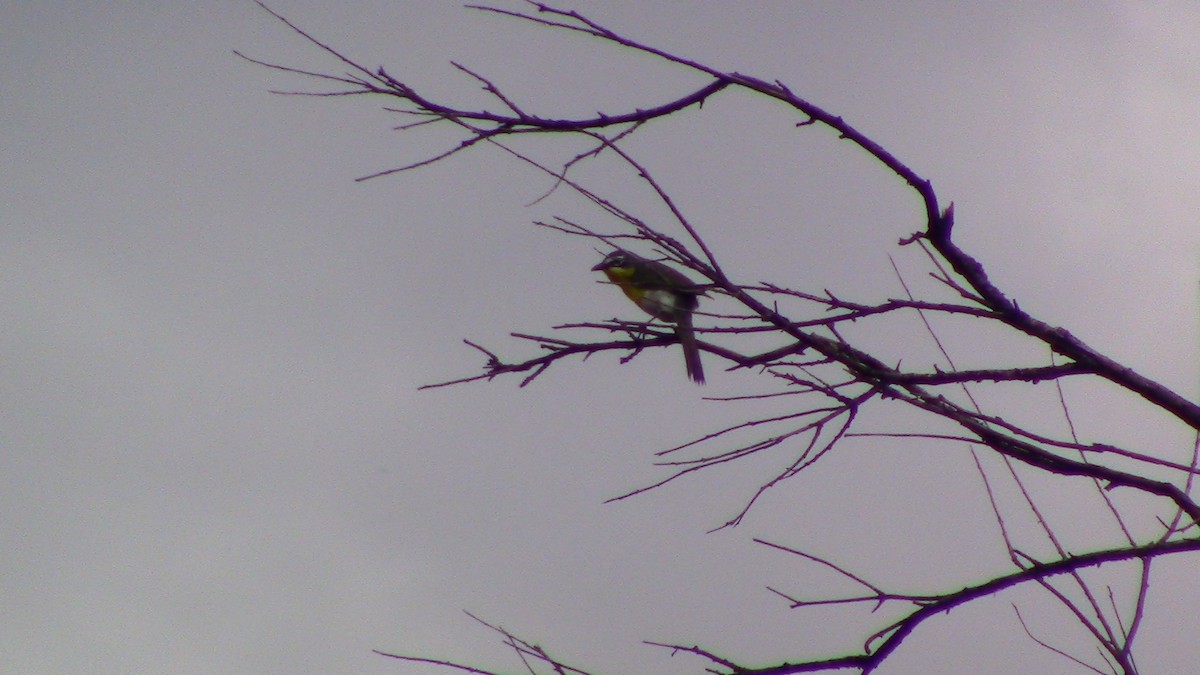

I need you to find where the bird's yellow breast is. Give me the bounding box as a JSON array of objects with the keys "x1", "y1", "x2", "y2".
[{"x1": 601, "y1": 266, "x2": 646, "y2": 302}]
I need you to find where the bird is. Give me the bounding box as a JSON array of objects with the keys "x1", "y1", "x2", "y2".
[{"x1": 591, "y1": 249, "x2": 705, "y2": 384}]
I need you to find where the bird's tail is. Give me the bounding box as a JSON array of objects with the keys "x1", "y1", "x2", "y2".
[{"x1": 676, "y1": 315, "x2": 705, "y2": 385}]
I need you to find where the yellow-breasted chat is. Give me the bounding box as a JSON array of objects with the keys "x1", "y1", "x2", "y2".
[{"x1": 592, "y1": 249, "x2": 705, "y2": 384}]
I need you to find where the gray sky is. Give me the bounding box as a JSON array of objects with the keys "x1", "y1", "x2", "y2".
[{"x1": 4, "y1": 2, "x2": 1199, "y2": 674}]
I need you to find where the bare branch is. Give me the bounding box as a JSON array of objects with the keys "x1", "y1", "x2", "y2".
[{"x1": 248, "y1": 3, "x2": 1200, "y2": 673}]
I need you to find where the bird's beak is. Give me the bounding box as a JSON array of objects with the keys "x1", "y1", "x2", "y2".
[{"x1": 591, "y1": 261, "x2": 607, "y2": 271}]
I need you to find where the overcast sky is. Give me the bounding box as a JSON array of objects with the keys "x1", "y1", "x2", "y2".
[{"x1": 4, "y1": 2, "x2": 1200, "y2": 674}]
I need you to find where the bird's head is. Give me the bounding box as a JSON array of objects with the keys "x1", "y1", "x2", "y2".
[{"x1": 591, "y1": 249, "x2": 639, "y2": 273}]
